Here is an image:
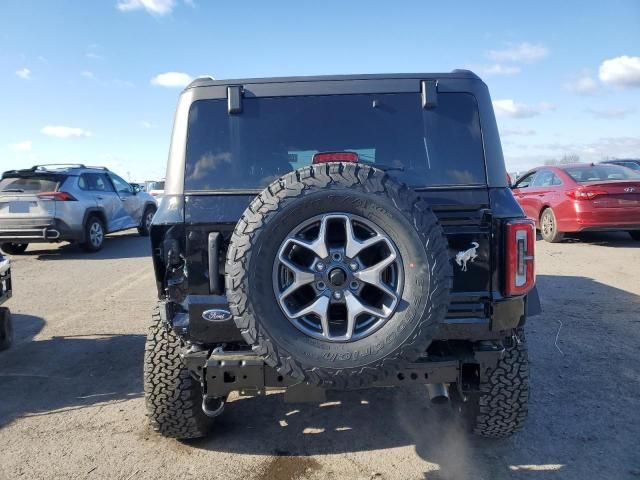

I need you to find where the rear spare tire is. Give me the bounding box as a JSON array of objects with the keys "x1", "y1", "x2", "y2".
[{"x1": 226, "y1": 163, "x2": 452, "y2": 389}]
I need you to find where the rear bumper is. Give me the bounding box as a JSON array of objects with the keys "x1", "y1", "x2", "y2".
[
  {"x1": 561, "y1": 205, "x2": 640, "y2": 232},
  {"x1": 0, "y1": 219, "x2": 81, "y2": 242}
]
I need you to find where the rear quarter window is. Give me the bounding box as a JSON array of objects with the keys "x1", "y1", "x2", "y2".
[{"x1": 184, "y1": 92, "x2": 487, "y2": 191}]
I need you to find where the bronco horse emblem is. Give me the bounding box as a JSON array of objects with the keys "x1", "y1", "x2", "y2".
[{"x1": 455, "y1": 242, "x2": 479, "y2": 272}]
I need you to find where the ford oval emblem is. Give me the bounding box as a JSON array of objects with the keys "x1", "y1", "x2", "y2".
[{"x1": 202, "y1": 309, "x2": 232, "y2": 322}]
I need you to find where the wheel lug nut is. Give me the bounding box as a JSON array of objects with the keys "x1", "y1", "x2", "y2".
[
  {"x1": 349, "y1": 261, "x2": 358, "y2": 271},
  {"x1": 349, "y1": 281, "x2": 359, "y2": 290},
  {"x1": 317, "y1": 281, "x2": 326, "y2": 290},
  {"x1": 316, "y1": 262, "x2": 325, "y2": 272},
  {"x1": 333, "y1": 291, "x2": 343, "y2": 300}
]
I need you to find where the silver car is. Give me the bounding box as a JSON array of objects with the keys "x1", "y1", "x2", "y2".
[{"x1": 0, "y1": 164, "x2": 157, "y2": 253}]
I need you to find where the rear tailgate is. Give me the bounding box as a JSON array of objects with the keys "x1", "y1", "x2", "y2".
[
  {"x1": 0, "y1": 174, "x2": 63, "y2": 231},
  {"x1": 583, "y1": 181, "x2": 640, "y2": 208}
]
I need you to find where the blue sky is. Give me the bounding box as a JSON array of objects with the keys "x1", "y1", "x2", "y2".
[{"x1": 1, "y1": 0, "x2": 639, "y2": 181}]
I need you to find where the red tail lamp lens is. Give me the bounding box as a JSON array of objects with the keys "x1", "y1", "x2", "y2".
[{"x1": 504, "y1": 219, "x2": 535, "y2": 296}]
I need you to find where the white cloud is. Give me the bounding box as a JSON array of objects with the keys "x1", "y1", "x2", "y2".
[
  {"x1": 81, "y1": 71, "x2": 94, "y2": 79},
  {"x1": 9, "y1": 140, "x2": 32, "y2": 152},
  {"x1": 587, "y1": 107, "x2": 636, "y2": 119},
  {"x1": 503, "y1": 136, "x2": 640, "y2": 171},
  {"x1": 487, "y1": 42, "x2": 549, "y2": 63},
  {"x1": 599, "y1": 56, "x2": 640, "y2": 87},
  {"x1": 41, "y1": 126, "x2": 92, "y2": 138},
  {"x1": 151, "y1": 71, "x2": 193, "y2": 88},
  {"x1": 117, "y1": 0, "x2": 176, "y2": 15},
  {"x1": 493, "y1": 99, "x2": 556, "y2": 119},
  {"x1": 140, "y1": 121, "x2": 153, "y2": 128},
  {"x1": 564, "y1": 72, "x2": 598, "y2": 95},
  {"x1": 501, "y1": 128, "x2": 536, "y2": 137},
  {"x1": 86, "y1": 52, "x2": 103, "y2": 60},
  {"x1": 473, "y1": 64, "x2": 521, "y2": 76},
  {"x1": 16, "y1": 68, "x2": 31, "y2": 80}
]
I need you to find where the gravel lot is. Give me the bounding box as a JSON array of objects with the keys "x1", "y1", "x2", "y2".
[{"x1": 1, "y1": 231, "x2": 639, "y2": 480}]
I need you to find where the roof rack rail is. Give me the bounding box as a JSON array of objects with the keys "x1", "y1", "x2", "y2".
[
  {"x1": 84, "y1": 165, "x2": 110, "y2": 170},
  {"x1": 32, "y1": 163, "x2": 86, "y2": 170}
]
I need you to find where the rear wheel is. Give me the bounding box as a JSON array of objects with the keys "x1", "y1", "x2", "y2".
[
  {"x1": 81, "y1": 216, "x2": 105, "y2": 252},
  {"x1": 629, "y1": 231, "x2": 640, "y2": 241},
  {"x1": 0, "y1": 307, "x2": 13, "y2": 351},
  {"x1": 1, "y1": 243, "x2": 28, "y2": 255},
  {"x1": 540, "y1": 208, "x2": 564, "y2": 243},
  {"x1": 144, "y1": 306, "x2": 214, "y2": 439},
  {"x1": 138, "y1": 205, "x2": 156, "y2": 237},
  {"x1": 453, "y1": 330, "x2": 529, "y2": 438}
]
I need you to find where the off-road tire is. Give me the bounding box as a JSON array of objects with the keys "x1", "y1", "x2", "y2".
[
  {"x1": 0, "y1": 307, "x2": 13, "y2": 351},
  {"x1": 540, "y1": 208, "x2": 564, "y2": 243},
  {"x1": 144, "y1": 306, "x2": 213, "y2": 439},
  {"x1": 629, "y1": 231, "x2": 640, "y2": 241},
  {"x1": 455, "y1": 329, "x2": 529, "y2": 438},
  {"x1": 138, "y1": 205, "x2": 157, "y2": 236},
  {"x1": 226, "y1": 162, "x2": 452, "y2": 389},
  {"x1": 80, "y1": 216, "x2": 105, "y2": 252},
  {"x1": 1, "y1": 243, "x2": 28, "y2": 255}
]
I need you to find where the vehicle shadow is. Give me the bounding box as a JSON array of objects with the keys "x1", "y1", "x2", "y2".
[
  {"x1": 537, "y1": 230, "x2": 639, "y2": 248},
  {"x1": 0, "y1": 313, "x2": 144, "y2": 430},
  {"x1": 20, "y1": 230, "x2": 152, "y2": 260},
  {"x1": 187, "y1": 274, "x2": 640, "y2": 480}
]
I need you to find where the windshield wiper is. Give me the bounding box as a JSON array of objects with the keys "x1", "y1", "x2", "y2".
[{"x1": 2, "y1": 188, "x2": 25, "y2": 193}]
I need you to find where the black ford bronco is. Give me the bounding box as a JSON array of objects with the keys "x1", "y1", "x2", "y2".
[{"x1": 145, "y1": 71, "x2": 541, "y2": 440}]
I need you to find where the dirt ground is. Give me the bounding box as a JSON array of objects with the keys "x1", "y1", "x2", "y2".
[{"x1": 1, "y1": 230, "x2": 639, "y2": 480}]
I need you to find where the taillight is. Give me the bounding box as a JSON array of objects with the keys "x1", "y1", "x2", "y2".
[
  {"x1": 312, "y1": 151, "x2": 359, "y2": 164},
  {"x1": 504, "y1": 219, "x2": 535, "y2": 296},
  {"x1": 37, "y1": 191, "x2": 77, "y2": 201},
  {"x1": 565, "y1": 189, "x2": 608, "y2": 200}
]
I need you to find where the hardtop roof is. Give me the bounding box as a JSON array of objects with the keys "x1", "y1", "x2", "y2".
[{"x1": 185, "y1": 70, "x2": 481, "y2": 90}]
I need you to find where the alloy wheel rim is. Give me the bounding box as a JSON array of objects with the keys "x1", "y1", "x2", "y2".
[
  {"x1": 90, "y1": 222, "x2": 103, "y2": 247},
  {"x1": 542, "y1": 212, "x2": 554, "y2": 237},
  {"x1": 272, "y1": 213, "x2": 404, "y2": 342}
]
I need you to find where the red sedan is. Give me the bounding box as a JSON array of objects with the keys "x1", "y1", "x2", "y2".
[{"x1": 511, "y1": 163, "x2": 640, "y2": 242}]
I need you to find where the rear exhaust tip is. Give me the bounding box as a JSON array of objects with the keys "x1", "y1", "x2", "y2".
[
  {"x1": 44, "y1": 229, "x2": 60, "y2": 240},
  {"x1": 426, "y1": 383, "x2": 449, "y2": 405}
]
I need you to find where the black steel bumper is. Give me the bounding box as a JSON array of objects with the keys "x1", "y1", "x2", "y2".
[{"x1": 183, "y1": 343, "x2": 505, "y2": 401}]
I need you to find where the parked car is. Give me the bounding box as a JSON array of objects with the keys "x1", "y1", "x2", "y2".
[
  {"x1": 601, "y1": 159, "x2": 640, "y2": 171},
  {"x1": 0, "y1": 164, "x2": 158, "y2": 253},
  {"x1": 146, "y1": 180, "x2": 165, "y2": 198},
  {"x1": 144, "y1": 71, "x2": 541, "y2": 440},
  {"x1": 0, "y1": 252, "x2": 12, "y2": 351},
  {"x1": 511, "y1": 163, "x2": 640, "y2": 242}
]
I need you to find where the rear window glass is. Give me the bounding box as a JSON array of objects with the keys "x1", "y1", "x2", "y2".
[
  {"x1": 0, "y1": 176, "x2": 61, "y2": 193},
  {"x1": 564, "y1": 165, "x2": 640, "y2": 183},
  {"x1": 184, "y1": 92, "x2": 486, "y2": 190}
]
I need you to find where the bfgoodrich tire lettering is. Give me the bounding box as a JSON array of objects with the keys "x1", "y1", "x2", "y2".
[
  {"x1": 144, "y1": 306, "x2": 212, "y2": 439},
  {"x1": 226, "y1": 163, "x2": 452, "y2": 389}
]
